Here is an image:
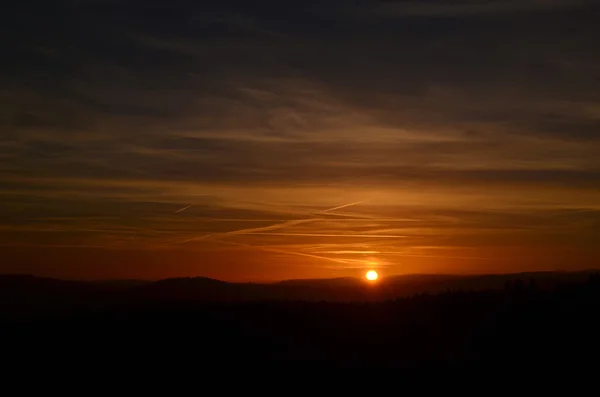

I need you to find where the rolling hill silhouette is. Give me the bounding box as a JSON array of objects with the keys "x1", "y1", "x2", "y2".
[
  {"x1": 2, "y1": 270, "x2": 599, "y2": 369},
  {"x1": 1, "y1": 270, "x2": 598, "y2": 310}
]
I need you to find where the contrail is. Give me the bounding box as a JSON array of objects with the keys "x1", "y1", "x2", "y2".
[
  {"x1": 174, "y1": 205, "x2": 192, "y2": 214},
  {"x1": 174, "y1": 200, "x2": 367, "y2": 245},
  {"x1": 211, "y1": 239, "x2": 359, "y2": 265},
  {"x1": 176, "y1": 218, "x2": 315, "y2": 244},
  {"x1": 319, "y1": 200, "x2": 365, "y2": 213},
  {"x1": 314, "y1": 250, "x2": 381, "y2": 255},
  {"x1": 221, "y1": 200, "x2": 366, "y2": 235},
  {"x1": 309, "y1": 212, "x2": 375, "y2": 220},
  {"x1": 243, "y1": 232, "x2": 410, "y2": 238},
  {"x1": 389, "y1": 253, "x2": 492, "y2": 260},
  {"x1": 220, "y1": 219, "x2": 313, "y2": 236}
]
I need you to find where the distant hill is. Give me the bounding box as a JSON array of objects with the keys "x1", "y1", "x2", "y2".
[
  {"x1": 3, "y1": 270, "x2": 599, "y2": 369},
  {"x1": 0, "y1": 274, "x2": 116, "y2": 318},
  {"x1": 89, "y1": 279, "x2": 149, "y2": 288},
  {"x1": 276, "y1": 277, "x2": 362, "y2": 287},
  {"x1": 1, "y1": 270, "x2": 598, "y2": 314}
]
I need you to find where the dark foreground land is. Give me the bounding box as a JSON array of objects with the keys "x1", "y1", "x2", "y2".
[{"x1": 1, "y1": 271, "x2": 599, "y2": 369}]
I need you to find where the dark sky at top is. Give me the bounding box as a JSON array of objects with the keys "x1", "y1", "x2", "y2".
[{"x1": 1, "y1": 1, "x2": 600, "y2": 280}]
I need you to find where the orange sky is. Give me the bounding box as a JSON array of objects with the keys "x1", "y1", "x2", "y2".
[
  {"x1": 2, "y1": 178, "x2": 599, "y2": 280},
  {"x1": 1, "y1": 1, "x2": 599, "y2": 280}
]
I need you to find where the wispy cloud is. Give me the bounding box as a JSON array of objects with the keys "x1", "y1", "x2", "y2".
[
  {"x1": 345, "y1": 0, "x2": 595, "y2": 19},
  {"x1": 2, "y1": 0, "x2": 599, "y2": 278}
]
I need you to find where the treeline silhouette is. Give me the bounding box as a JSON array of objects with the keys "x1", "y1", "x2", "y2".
[{"x1": 2, "y1": 273, "x2": 599, "y2": 369}]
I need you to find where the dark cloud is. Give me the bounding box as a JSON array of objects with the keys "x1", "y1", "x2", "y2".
[{"x1": 344, "y1": 0, "x2": 596, "y2": 19}]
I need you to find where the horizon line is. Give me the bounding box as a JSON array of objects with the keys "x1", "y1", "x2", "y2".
[{"x1": 2, "y1": 268, "x2": 599, "y2": 284}]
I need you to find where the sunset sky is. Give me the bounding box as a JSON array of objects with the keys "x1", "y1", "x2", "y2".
[{"x1": 2, "y1": 0, "x2": 600, "y2": 281}]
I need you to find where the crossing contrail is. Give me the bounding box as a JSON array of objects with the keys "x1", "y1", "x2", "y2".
[
  {"x1": 174, "y1": 200, "x2": 366, "y2": 245},
  {"x1": 177, "y1": 218, "x2": 314, "y2": 244},
  {"x1": 211, "y1": 239, "x2": 360, "y2": 265}
]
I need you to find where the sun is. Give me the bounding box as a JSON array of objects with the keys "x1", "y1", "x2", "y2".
[{"x1": 365, "y1": 270, "x2": 379, "y2": 281}]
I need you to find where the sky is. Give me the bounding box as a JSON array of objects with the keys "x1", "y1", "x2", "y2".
[{"x1": 1, "y1": 0, "x2": 600, "y2": 281}]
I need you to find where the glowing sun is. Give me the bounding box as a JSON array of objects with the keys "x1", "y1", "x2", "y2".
[{"x1": 365, "y1": 270, "x2": 379, "y2": 281}]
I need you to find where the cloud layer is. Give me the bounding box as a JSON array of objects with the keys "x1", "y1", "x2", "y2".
[{"x1": 1, "y1": 1, "x2": 599, "y2": 280}]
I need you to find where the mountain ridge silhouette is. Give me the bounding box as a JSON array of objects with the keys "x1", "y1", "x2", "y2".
[{"x1": 2, "y1": 269, "x2": 598, "y2": 308}]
